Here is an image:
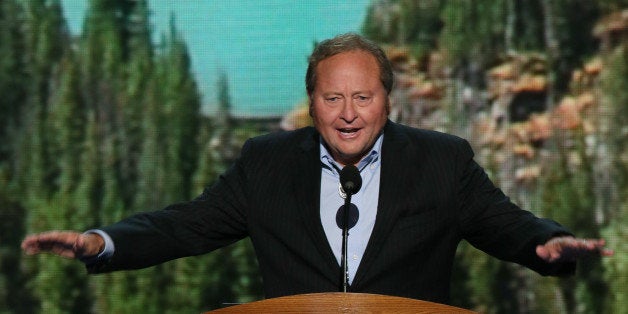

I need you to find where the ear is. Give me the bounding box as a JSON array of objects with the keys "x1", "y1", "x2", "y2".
[
  {"x1": 385, "y1": 97, "x2": 391, "y2": 115},
  {"x1": 308, "y1": 95, "x2": 314, "y2": 117}
]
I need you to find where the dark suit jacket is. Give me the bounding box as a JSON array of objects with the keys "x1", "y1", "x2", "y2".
[{"x1": 89, "y1": 120, "x2": 574, "y2": 304}]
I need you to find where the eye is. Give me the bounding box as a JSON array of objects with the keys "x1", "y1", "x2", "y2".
[
  {"x1": 326, "y1": 97, "x2": 340, "y2": 102},
  {"x1": 355, "y1": 95, "x2": 370, "y2": 102}
]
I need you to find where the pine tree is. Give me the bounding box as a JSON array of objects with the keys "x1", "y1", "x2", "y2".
[
  {"x1": 78, "y1": 1, "x2": 165, "y2": 312},
  {"x1": 16, "y1": 1, "x2": 89, "y2": 312},
  {"x1": 0, "y1": 0, "x2": 27, "y2": 168},
  {"x1": 0, "y1": 1, "x2": 36, "y2": 310},
  {"x1": 133, "y1": 17, "x2": 210, "y2": 311},
  {"x1": 116, "y1": 0, "x2": 152, "y2": 208},
  {"x1": 19, "y1": 0, "x2": 70, "y2": 197},
  {"x1": 157, "y1": 16, "x2": 201, "y2": 203}
]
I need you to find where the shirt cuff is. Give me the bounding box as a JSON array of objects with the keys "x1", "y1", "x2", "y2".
[{"x1": 80, "y1": 229, "x2": 115, "y2": 265}]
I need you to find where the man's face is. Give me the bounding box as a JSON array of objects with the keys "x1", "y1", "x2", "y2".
[{"x1": 310, "y1": 50, "x2": 389, "y2": 166}]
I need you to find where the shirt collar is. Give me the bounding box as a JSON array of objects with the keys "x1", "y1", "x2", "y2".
[{"x1": 320, "y1": 133, "x2": 384, "y2": 176}]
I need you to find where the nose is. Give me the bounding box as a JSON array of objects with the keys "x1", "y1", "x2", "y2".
[{"x1": 340, "y1": 101, "x2": 358, "y2": 123}]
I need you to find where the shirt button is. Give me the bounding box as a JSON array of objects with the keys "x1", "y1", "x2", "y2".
[{"x1": 352, "y1": 254, "x2": 358, "y2": 260}]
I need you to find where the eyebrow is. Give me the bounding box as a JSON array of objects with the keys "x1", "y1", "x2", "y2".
[{"x1": 321, "y1": 90, "x2": 373, "y2": 96}]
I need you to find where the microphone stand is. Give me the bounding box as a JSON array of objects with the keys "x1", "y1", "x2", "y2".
[
  {"x1": 338, "y1": 164, "x2": 361, "y2": 293},
  {"x1": 341, "y1": 193, "x2": 351, "y2": 292}
]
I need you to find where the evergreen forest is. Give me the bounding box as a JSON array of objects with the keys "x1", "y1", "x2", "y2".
[{"x1": 1, "y1": 0, "x2": 627, "y2": 313}]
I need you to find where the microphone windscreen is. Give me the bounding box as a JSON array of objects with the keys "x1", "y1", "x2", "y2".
[{"x1": 340, "y1": 165, "x2": 362, "y2": 195}]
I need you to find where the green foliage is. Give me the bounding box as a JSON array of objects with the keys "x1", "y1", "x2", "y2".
[
  {"x1": 0, "y1": 0, "x2": 28, "y2": 166},
  {"x1": 193, "y1": 121, "x2": 222, "y2": 195},
  {"x1": 440, "y1": 0, "x2": 507, "y2": 67},
  {"x1": 602, "y1": 45, "x2": 628, "y2": 186},
  {"x1": 600, "y1": 44, "x2": 628, "y2": 314},
  {"x1": 29, "y1": 198, "x2": 93, "y2": 313},
  {"x1": 363, "y1": 0, "x2": 445, "y2": 58},
  {"x1": 199, "y1": 240, "x2": 263, "y2": 310},
  {"x1": 48, "y1": 56, "x2": 87, "y2": 196},
  {"x1": 1, "y1": 0, "x2": 219, "y2": 312},
  {"x1": 156, "y1": 30, "x2": 201, "y2": 202},
  {"x1": 535, "y1": 130, "x2": 610, "y2": 312},
  {"x1": 602, "y1": 204, "x2": 628, "y2": 314},
  {"x1": 0, "y1": 4, "x2": 42, "y2": 310}
]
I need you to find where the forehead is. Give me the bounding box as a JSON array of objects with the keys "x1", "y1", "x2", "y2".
[
  {"x1": 315, "y1": 51, "x2": 381, "y2": 85},
  {"x1": 317, "y1": 50, "x2": 379, "y2": 70}
]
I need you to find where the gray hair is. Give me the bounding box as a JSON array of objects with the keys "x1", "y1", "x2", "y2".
[{"x1": 305, "y1": 33, "x2": 394, "y2": 96}]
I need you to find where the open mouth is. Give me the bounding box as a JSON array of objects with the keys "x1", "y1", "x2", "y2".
[
  {"x1": 337, "y1": 128, "x2": 360, "y2": 138},
  {"x1": 339, "y1": 128, "x2": 359, "y2": 134}
]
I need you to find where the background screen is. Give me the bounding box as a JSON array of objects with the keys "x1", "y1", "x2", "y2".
[{"x1": 1, "y1": 1, "x2": 626, "y2": 313}]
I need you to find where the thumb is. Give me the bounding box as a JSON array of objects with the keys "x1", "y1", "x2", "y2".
[
  {"x1": 74, "y1": 233, "x2": 105, "y2": 258},
  {"x1": 536, "y1": 244, "x2": 551, "y2": 261}
]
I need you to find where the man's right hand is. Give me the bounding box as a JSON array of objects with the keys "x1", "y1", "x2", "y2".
[{"x1": 21, "y1": 231, "x2": 104, "y2": 260}]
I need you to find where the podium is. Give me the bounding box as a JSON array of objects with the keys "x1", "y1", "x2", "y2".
[{"x1": 207, "y1": 292, "x2": 476, "y2": 313}]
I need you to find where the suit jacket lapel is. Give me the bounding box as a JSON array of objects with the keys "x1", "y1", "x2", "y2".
[
  {"x1": 293, "y1": 129, "x2": 340, "y2": 284},
  {"x1": 352, "y1": 121, "x2": 411, "y2": 288}
]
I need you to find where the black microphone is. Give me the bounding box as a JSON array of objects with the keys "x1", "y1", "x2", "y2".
[
  {"x1": 340, "y1": 165, "x2": 362, "y2": 195},
  {"x1": 338, "y1": 165, "x2": 362, "y2": 293}
]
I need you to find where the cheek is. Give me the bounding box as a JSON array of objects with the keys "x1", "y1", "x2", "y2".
[
  {"x1": 362, "y1": 108, "x2": 387, "y2": 125},
  {"x1": 312, "y1": 105, "x2": 337, "y2": 125}
]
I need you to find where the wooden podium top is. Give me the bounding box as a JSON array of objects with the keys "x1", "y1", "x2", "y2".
[{"x1": 207, "y1": 292, "x2": 476, "y2": 313}]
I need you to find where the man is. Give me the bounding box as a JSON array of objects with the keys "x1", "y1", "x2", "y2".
[{"x1": 22, "y1": 33, "x2": 612, "y2": 304}]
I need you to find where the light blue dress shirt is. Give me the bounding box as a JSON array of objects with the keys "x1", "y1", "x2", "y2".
[{"x1": 319, "y1": 134, "x2": 383, "y2": 285}]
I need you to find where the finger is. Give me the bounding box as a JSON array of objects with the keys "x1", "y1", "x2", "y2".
[
  {"x1": 583, "y1": 239, "x2": 614, "y2": 256},
  {"x1": 34, "y1": 231, "x2": 77, "y2": 243},
  {"x1": 21, "y1": 231, "x2": 80, "y2": 258},
  {"x1": 48, "y1": 244, "x2": 76, "y2": 258},
  {"x1": 536, "y1": 245, "x2": 550, "y2": 261},
  {"x1": 576, "y1": 238, "x2": 612, "y2": 253},
  {"x1": 555, "y1": 238, "x2": 613, "y2": 261},
  {"x1": 536, "y1": 244, "x2": 562, "y2": 262},
  {"x1": 21, "y1": 235, "x2": 43, "y2": 255}
]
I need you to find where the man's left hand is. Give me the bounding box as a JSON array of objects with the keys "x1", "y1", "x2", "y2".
[{"x1": 536, "y1": 236, "x2": 614, "y2": 263}]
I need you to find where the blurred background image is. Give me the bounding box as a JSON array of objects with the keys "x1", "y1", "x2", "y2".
[{"x1": 1, "y1": 1, "x2": 627, "y2": 313}]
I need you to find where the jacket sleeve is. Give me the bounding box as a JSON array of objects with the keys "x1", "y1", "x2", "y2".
[
  {"x1": 455, "y1": 139, "x2": 575, "y2": 276},
  {"x1": 87, "y1": 140, "x2": 254, "y2": 274}
]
